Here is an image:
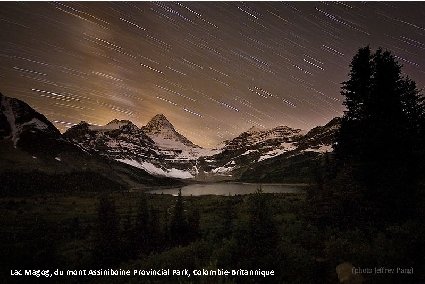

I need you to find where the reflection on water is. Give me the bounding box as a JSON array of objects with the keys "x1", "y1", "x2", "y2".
[{"x1": 147, "y1": 183, "x2": 304, "y2": 196}]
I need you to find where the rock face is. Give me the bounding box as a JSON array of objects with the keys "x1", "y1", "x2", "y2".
[
  {"x1": 296, "y1": 117, "x2": 341, "y2": 152},
  {"x1": 199, "y1": 126, "x2": 303, "y2": 177},
  {"x1": 0, "y1": 92, "x2": 61, "y2": 152},
  {"x1": 142, "y1": 114, "x2": 197, "y2": 148},
  {"x1": 63, "y1": 119, "x2": 158, "y2": 162},
  {"x1": 200, "y1": 118, "x2": 340, "y2": 181}
]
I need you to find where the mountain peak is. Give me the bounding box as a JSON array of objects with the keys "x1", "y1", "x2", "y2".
[
  {"x1": 106, "y1": 119, "x2": 134, "y2": 126},
  {"x1": 0, "y1": 92, "x2": 61, "y2": 151},
  {"x1": 152, "y1": 113, "x2": 168, "y2": 121},
  {"x1": 107, "y1": 118, "x2": 120, "y2": 125},
  {"x1": 142, "y1": 114, "x2": 198, "y2": 148},
  {"x1": 150, "y1": 114, "x2": 172, "y2": 124},
  {"x1": 73, "y1": 119, "x2": 138, "y2": 132},
  {"x1": 144, "y1": 114, "x2": 175, "y2": 133},
  {"x1": 247, "y1": 125, "x2": 263, "y2": 133}
]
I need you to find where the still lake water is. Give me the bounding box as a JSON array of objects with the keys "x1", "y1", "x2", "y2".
[{"x1": 147, "y1": 183, "x2": 305, "y2": 196}]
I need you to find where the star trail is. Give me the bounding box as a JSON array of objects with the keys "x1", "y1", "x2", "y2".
[{"x1": 1, "y1": 2, "x2": 425, "y2": 147}]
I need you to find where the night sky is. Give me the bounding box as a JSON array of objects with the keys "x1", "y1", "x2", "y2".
[{"x1": 1, "y1": 2, "x2": 425, "y2": 147}]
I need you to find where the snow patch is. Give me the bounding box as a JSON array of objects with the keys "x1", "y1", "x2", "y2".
[
  {"x1": 116, "y1": 159, "x2": 193, "y2": 179},
  {"x1": 89, "y1": 120, "x2": 133, "y2": 131},
  {"x1": 257, "y1": 145, "x2": 295, "y2": 162},
  {"x1": 2, "y1": 96, "x2": 18, "y2": 146},
  {"x1": 166, "y1": 168, "x2": 194, "y2": 179},
  {"x1": 211, "y1": 165, "x2": 235, "y2": 174},
  {"x1": 21, "y1": 118, "x2": 49, "y2": 130},
  {"x1": 304, "y1": 144, "x2": 333, "y2": 153},
  {"x1": 1, "y1": 96, "x2": 50, "y2": 147},
  {"x1": 241, "y1": 149, "x2": 257, "y2": 156}
]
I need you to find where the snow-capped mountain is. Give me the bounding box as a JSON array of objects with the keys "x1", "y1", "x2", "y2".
[
  {"x1": 64, "y1": 114, "x2": 210, "y2": 179},
  {"x1": 0, "y1": 93, "x2": 181, "y2": 192},
  {"x1": 63, "y1": 119, "x2": 157, "y2": 160},
  {"x1": 142, "y1": 113, "x2": 215, "y2": 160},
  {"x1": 236, "y1": 118, "x2": 341, "y2": 182},
  {"x1": 296, "y1": 117, "x2": 341, "y2": 153},
  {"x1": 65, "y1": 112, "x2": 340, "y2": 181},
  {"x1": 198, "y1": 119, "x2": 341, "y2": 180},
  {"x1": 1, "y1": 92, "x2": 341, "y2": 183},
  {"x1": 0, "y1": 92, "x2": 65, "y2": 156},
  {"x1": 142, "y1": 114, "x2": 196, "y2": 148},
  {"x1": 0, "y1": 93, "x2": 60, "y2": 143},
  {"x1": 198, "y1": 125, "x2": 304, "y2": 177}
]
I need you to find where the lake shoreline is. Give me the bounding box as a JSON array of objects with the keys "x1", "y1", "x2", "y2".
[{"x1": 146, "y1": 182, "x2": 308, "y2": 196}]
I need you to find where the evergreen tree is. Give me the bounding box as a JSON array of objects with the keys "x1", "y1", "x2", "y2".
[
  {"x1": 222, "y1": 197, "x2": 235, "y2": 237},
  {"x1": 234, "y1": 187, "x2": 280, "y2": 272},
  {"x1": 134, "y1": 194, "x2": 151, "y2": 255},
  {"x1": 121, "y1": 205, "x2": 135, "y2": 259},
  {"x1": 93, "y1": 195, "x2": 120, "y2": 265},
  {"x1": 148, "y1": 207, "x2": 162, "y2": 251},
  {"x1": 187, "y1": 206, "x2": 200, "y2": 241},
  {"x1": 399, "y1": 77, "x2": 425, "y2": 181},
  {"x1": 169, "y1": 189, "x2": 188, "y2": 245},
  {"x1": 335, "y1": 46, "x2": 425, "y2": 219},
  {"x1": 335, "y1": 46, "x2": 373, "y2": 165}
]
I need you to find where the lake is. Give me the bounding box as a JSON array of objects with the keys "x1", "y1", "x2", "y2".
[{"x1": 147, "y1": 183, "x2": 305, "y2": 196}]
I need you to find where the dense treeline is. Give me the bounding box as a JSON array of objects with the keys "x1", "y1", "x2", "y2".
[
  {"x1": 1, "y1": 190, "x2": 309, "y2": 282},
  {"x1": 2, "y1": 189, "x2": 422, "y2": 283},
  {"x1": 92, "y1": 190, "x2": 284, "y2": 282}
]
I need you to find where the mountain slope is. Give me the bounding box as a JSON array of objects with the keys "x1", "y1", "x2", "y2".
[
  {"x1": 296, "y1": 117, "x2": 341, "y2": 152},
  {"x1": 0, "y1": 93, "x2": 180, "y2": 193},
  {"x1": 0, "y1": 93, "x2": 62, "y2": 154},
  {"x1": 63, "y1": 120, "x2": 158, "y2": 161},
  {"x1": 1, "y1": 91, "x2": 342, "y2": 184},
  {"x1": 238, "y1": 118, "x2": 341, "y2": 182},
  {"x1": 197, "y1": 125, "x2": 304, "y2": 178},
  {"x1": 142, "y1": 114, "x2": 197, "y2": 148},
  {"x1": 64, "y1": 114, "x2": 207, "y2": 179}
]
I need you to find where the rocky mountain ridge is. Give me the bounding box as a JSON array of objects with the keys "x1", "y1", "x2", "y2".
[
  {"x1": 1, "y1": 93, "x2": 341, "y2": 182},
  {"x1": 198, "y1": 118, "x2": 340, "y2": 180}
]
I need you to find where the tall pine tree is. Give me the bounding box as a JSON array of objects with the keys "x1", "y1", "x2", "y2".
[
  {"x1": 93, "y1": 195, "x2": 121, "y2": 265},
  {"x1": 134, "y1": 194, "x2": 151, "y2": 255},
  {"x1": 335, "y1": 46, "x2": 372, "y2": 167},
  {"x1": 335, "y1": 47, "x2": 425, "y2": 219},
  {"x1": 169, "y1": 189, "x2": 188, "y2": 246}
]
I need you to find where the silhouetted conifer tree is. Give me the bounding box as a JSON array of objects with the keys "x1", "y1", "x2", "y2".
[
  {"x1": 233, "y1": 187, "x2": 280, "y2": 275},
  {"x1": 148, "y1": 207, "x2": 162, "y2": 251},
  {"x1": 222, "y1": 197, "x2": 235, "y2": 237},
  {"x1": 169, "y1": 189, "x2": 188, "y2": 245},
  {"x1": 121, "y1": 205, "x2": 134, "y2": 259},
  {"x1": 187, "y1": 206, "x2": 200, "y2": 241},
  {"x1": 93, "y1": 195, "x2": 120, "y2": 265},
  {"x1": 335, "y1": 46, "x2": 425, "y2": 220},
  {"x1": 134, "y1": 194, "x2": 151, "y2": 254}
]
